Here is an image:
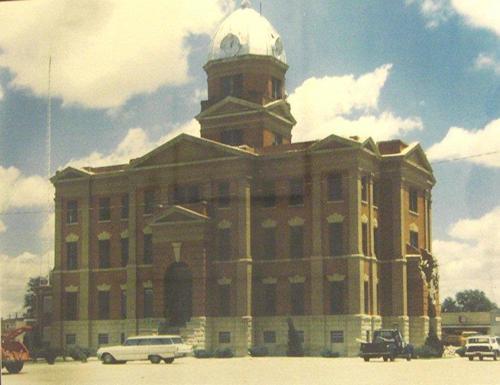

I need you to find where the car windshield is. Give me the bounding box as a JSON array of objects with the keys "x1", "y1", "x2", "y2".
[{"x1": 468, "y1": 337, "x2": 490, "y2": 344}]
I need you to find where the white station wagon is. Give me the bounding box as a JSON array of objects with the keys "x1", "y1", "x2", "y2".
[{"x1": 97, "y1": 335, "x2": 192, "y2": 364}]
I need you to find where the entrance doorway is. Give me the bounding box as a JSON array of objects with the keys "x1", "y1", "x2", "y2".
[{"x1": 164, "y1": 262, "x2": 192, "y2": 326}]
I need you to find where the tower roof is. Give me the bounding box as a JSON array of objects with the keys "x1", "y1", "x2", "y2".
[{"x1": 207, "y1": 0, "x2": 286, "y2": 64}]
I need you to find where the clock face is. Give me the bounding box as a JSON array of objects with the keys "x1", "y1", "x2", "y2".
[
  {"x1": 273, "y1": 37, "x2": 283, "y2": 56},
  {"x1": 220, "y1": 33, "x2": 241, "y2": 56}
]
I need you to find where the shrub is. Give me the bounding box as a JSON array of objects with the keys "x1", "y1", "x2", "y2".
[
  {"x1": 67, "y1": 346, "x2": 92, "y2": 362},
  {"x1": 286, "y1": 318, "x2": 304, "y2": 357},
  {"x1": 320, "y1": 348, "x2": 340, "y2": 358},
  {"x1": 214, "y1": 348, "x2": 234, "y2": 358},
  {"x1": 414, "y1": 345, "x2": 441, "y2": 358},
  {"x1": 424, "y1": 330, "x2": 444, "y2": 358},
  {"x1": 249, "y1": 346, "x2": 269, "y2": 357},
  {"x1": 194, "y1": 349, "x2": 213, "y2": 359},
  {"x1": 455, "y1": 346, "x2": 466, "y2": 357}
]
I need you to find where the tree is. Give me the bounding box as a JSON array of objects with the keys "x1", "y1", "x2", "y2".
[
  {"x1": 23, "y1": 276, "x2": 46, "y2": 318},
  {"x1": 441, "y1": 297, "x2": 460, "y2": 313},
  {"x1": 441, "y1": 290, "x2": 497, "y2": 312}
]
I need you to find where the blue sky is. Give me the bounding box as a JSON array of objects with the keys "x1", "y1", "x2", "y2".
[{"x1": 0, "y1": 0, "x2": 499, "y2": 315}]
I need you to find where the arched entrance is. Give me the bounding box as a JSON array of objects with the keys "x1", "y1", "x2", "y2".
[{"x1": 164, "y1": 262, "x2": 193, "y2": 326}]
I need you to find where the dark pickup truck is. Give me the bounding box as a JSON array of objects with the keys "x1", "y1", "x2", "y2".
[{"x1": 359, "y1": 329, "x2": 413, "y2": 362}]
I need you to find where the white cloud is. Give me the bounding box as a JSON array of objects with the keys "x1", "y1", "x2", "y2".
[
  {"x1": 0, "y1": 251, "x2": 53, "y2": 316},
  {"x1": 451, "y1": 0, "x2": 500, "y2": 37},
  {"x1": 288, "y1": 64, "x2": 423, "y2": 142},
  {"x1": 408, "y1": 0, "x2": 500, "y2": 35},
  {"x1": 434, "y1": 206, "x2": 500, "y2": 304},
  {"x1": 475, "y1": 53, "x2": 500, "y2": 75},
  {"x1": 426, "y1": 119, "x2": 500, "y2": 167},
  {"x1": 0, "y1": 166, "x2": 53, "y2": 214},
  {"x1": 67, "y1": 119, "x2": 200, "y2": 168},
  {"x1": 0, "y1": 0, "x2": 234, "y2": 109}
]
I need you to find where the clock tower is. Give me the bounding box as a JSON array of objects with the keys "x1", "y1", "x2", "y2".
[{"x1": 196, "y1": 0, "x2": 296, "y2": 148}]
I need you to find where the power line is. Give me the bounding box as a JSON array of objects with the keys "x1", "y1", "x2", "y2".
[{"x1": 431, "y1": 150, "x2": 500, "y2": 164}]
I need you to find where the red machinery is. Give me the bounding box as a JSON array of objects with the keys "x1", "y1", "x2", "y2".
[{"x1": 1, "y1": 326, "x2": 31, "y2": 374}]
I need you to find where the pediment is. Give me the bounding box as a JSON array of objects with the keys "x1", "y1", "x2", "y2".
[
  {"x1": 130, "y1": 133, "x2": 254, "y2": 168},
  {"x1": 264, "y1": 100, "x2": 297, "y2": 125},
  {"x1": 404, "y1": 144, "x2": 433, "y2": 173},
  {"x1": 196, "y1": 97, "x2": 261, "y2": 120},
  {"x1": 361, "y1": 138, "x2": 380, "y2": 156},
  {"x1": 150, "y1": 205, "x2": 209, "y2": 226},
  {"x1": 309, "y1": 134, "x2": 361, "y2": 152},
  {"x1": 50, "y1": 167, "x2": 91, "y2": 183}
]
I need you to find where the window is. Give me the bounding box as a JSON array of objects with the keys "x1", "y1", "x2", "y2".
[
  {"x1": 364, "y1": 281, "x2": 370, "y2": 314},
  {"x1": 290, "y1": 283, "x2": 305, "y2": 315},
  {"x1": 289, "y1": 225, "x2": 304, "y2": 259},
  {"x1": 98, "y1": 239, "x2": 110, "y2": 268},
  {"x1": 66, "y1": 334, "x2": 76, "y2": 345},
  {"x1": 218, "y1": 181, "x2": 230, "y2": 207},
  {"x1": 124, "y1": 339, "x2": 140, "y2": 346},
  {"x1": 261, "y1": 181, "x2": 276, "y2": 207},
  {"x1": 218, "y1": 331, "x2": 231, "y2": 344},
  {"x1": 65, "y1": 292, "x2": 78, "y2": 320},
  {"x1": 217, "y1": 228, "x2": 231, "y2": 261},
  {"x1": 66, "y1": 241, "x2": 78, "y2": 270},
  {"x1": 373, "y1": 180, "x2": 379, "y2": 207},
  {"x1": 143, "y1": 234, "x2": 153, "y2": 264},
  {"x1": 120, "y1": 289, "x2": 127, "y2": 319},
  {"x1": 374, "y1": 226, "x2": 380, "y2": 256},
  {"x1": 361, "y1": 176, "x2": 368, "y2": 202},
  {"x1": 67, "y1": 200, "x2": 78, "y2": 224},
  {"x1": 329, "y1": 223, "x2": 343, "y2": 256},
  {"x1": 43, "y1": 296, "x2": 53, "y2": 315},
  {"x1": 121, "y1": 238, "x2": 129, "y2": 267},
  {"x1": 263, "y1": 283, "x2": 276, "y2": 315},
  {"x1": 289, "y1": 178, "x2": 304, "y2": 206},
  {"x1": 221, "y1": 74, "x2": 243, "y2": 97},
  {"x1": 263, "y1": 227, "x2": 276, "y2": 259},
  {"x1": 144, "y1": 190, "x2": 155, "y2": 215},
  {"x1": 327, "y1": 173, "x2": 342, "y2": 201},
  {"x1": 271, "y1": 77, "x2": 282, "y2": 99},
  {"x1": 99, "y1": 197, "x2": 111, "y2": 221},
  {"x1": 220, "y1": 129, "x2": 243, "y2": 146},
  {"x1": 173, "y1": 184, "x2": 201, "y2": 204},
  {"x1": 330, "y1": 331, "x2": 344, "y2": 343},
  {"x1": 330, "y1": 281, "x2": 344, "y2": 314},
  {"x1": 263, "y1": 331, "x2": 276, "y2": 344},
  {"x1": 273, "y1": 133, "x2": 283, "y2": 146},
  {"x1": 219, "y1": 285, "x2": 230, "y2": 316},
  {"x1": 296, "y1": 330, "x2": 304, "y2": 343},
  {"x1": 121, "y1": 194, "x2": 129, "y2": 219},
  {"x1": 98, "y1": 333, "x2": 109, "y2": 345},
  {"x1": 362, "y1": 223, "x2": 369, "y2": 256},
  {"x1": 144, "y1": 288, "x2": 153, "y2": 318},
  {"x1": 98, "y1": 291, "x2": 110, "y2": 319},
  {"x1": 409, "y1": 188, "x2": 418, "y2": 212},
  {"x1": 410, "y1": 230, "x2": 419, "y2": 249},
  {"x1": 120, "y1": 333, "x2": 126, "y2": 344}
]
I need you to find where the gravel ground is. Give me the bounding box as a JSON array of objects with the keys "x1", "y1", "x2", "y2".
[{"x1": 2, "y1": 356, "x2": 499, "y2": 385}]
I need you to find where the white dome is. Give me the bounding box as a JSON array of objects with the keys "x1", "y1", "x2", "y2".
[{"x1": 207, "y1": 1, "x2": 286, "y2": 64}]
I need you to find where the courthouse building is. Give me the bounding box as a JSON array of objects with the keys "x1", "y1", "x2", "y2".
[{"x1": 50, "y1": 1, "x2": 440, "y2": 356}]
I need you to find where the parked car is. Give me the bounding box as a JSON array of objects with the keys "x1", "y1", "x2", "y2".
[
  {"x1": 464, "y1": 335, "x2": 499, "y2": 361},
  {"x1": 359, "y1": 329, "x2": 413, "y2": 362},
  {"x1": 96, "y1": 335, "x2": 192, "y2": 364}
]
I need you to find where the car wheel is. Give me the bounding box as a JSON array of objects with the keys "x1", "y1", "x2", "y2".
[
  {"x1": 383, "y1": 356, "x2": 389, "y2": 362},
  {"x1": 390, "y1": 355, "x2": 396, "y2": 362},
  {"x1": 479, "y1": 355, "x2": 484, "y2": 361},
  {"x1": 102, "y1": 353, "x2": 115, "y2": 365},
  {"x1": 164, "y1": 357, "x2": 175, "y2": 364},
  {"x1": 493, "y1": 352, "x2": 498, "y2": 361},
  {"x1": 406, "y1": 354, "x2": 412, "y2": 361},
  {"x1": 149, "y1": 355, "x2": 161, "y2": 364},
  {"x1": 468, "y1": 356, "x2": 473, "y2": 361},
  {"x1": 5, "y1": 361, "x2": 24, "y2": 374}
]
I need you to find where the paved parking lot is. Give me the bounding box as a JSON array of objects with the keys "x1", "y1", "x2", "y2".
[{"x1": 2, "y1": 356, "x2": 499, "y2": 385}]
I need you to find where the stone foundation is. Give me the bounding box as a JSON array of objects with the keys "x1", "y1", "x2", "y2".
[{"x1": 409, "y1": 316, "x2": 429, "y2": 347}]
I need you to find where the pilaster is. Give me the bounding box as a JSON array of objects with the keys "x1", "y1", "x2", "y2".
[
  {"x1": 310, "y1": 172, "x2": 324, "y2": 315},
  {"x1": 126, "y1": 183, "x2": 138, "y2": 333},
  {"x1": 79, "y1": 181, "x2": 91, "y2": 346}
]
